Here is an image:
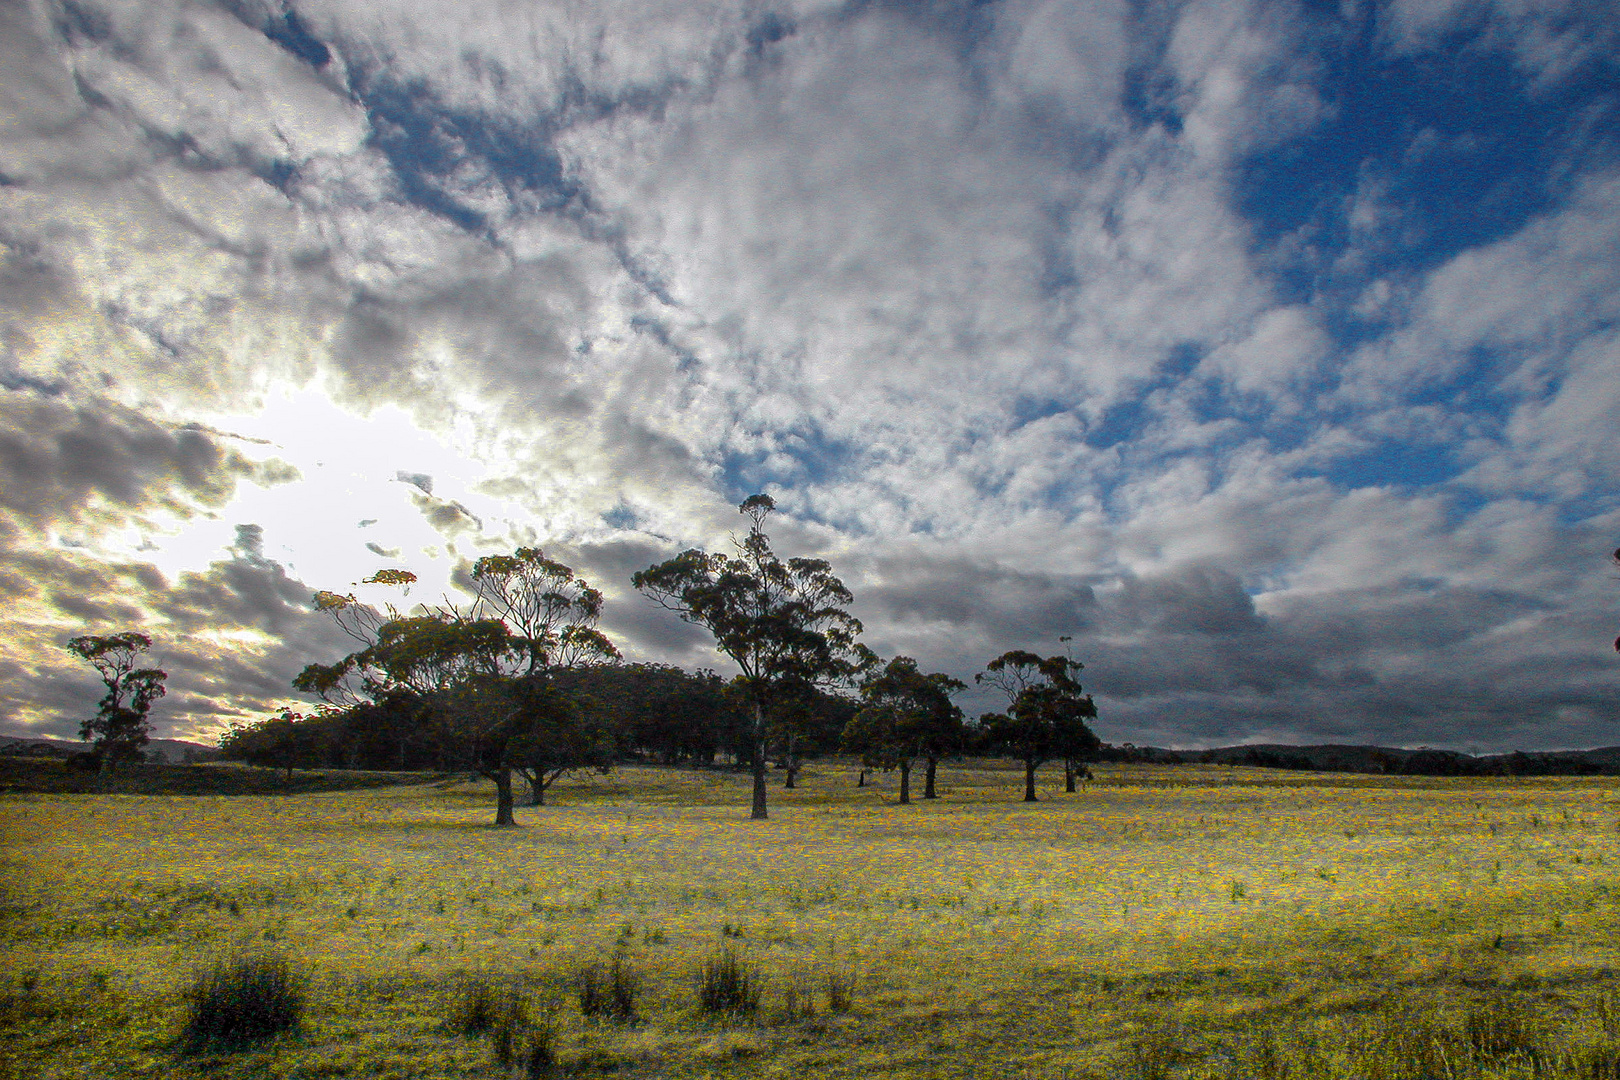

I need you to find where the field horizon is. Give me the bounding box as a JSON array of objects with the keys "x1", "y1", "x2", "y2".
[{"x1": 6, "y1": 759, "x2": 1620, "y2": 1078}]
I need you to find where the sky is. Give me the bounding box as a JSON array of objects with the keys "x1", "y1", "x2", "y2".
[{"x1": 1, "y1": 0, "x2": 1617, "y2": 752}]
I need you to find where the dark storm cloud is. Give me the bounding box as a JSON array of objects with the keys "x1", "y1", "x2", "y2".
[
  {"x1": 0, "y1": 389, "x2": 299, "y2": 537},
  {"x1": 860, "y1": 551, "x2": 1099, "y2": 643},
  {"x1": 3, "y1": 536, "x2": 356, "y2": 740},
  {"x1": 1113, "y1": 566, "x2": 1265, "y2": 636},
  {"x1": 158, "y1": 545, "x2": 311, "y2": 638}
]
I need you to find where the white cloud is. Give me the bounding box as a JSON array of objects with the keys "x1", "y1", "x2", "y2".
[{"x1": 0, "y1": 0, "x2": 1615, "y2": 750}]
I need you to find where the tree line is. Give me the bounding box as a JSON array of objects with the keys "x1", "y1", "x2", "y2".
[{"x1": 72, "y1": 494, "x2": 1101, "y2": 825}]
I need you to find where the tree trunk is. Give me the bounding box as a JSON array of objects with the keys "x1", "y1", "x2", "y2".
[
  {"x1": 898, "y1": 761, "x2": 911, "y2": 804},
  {"x1": 857, "y1": 769, "x2": 865, "y2": 788},
  {"x1": 924, "y1": 757, "x2": 938, "y2": 799},
  {"x1": 782, "y1": 732, "x2": 798, "y2": 789},
  {"x1": 751, "y1": 701, "x2": 768, "y2": 820},
  {"x1": 493, "y1": 766, "x2": 517, "y2": 827},
  {"x1": 1023, "y1": 757, "x2": 1038, "y2": 802},
  {"x1": 1064, "y1": 762, "x2": 1076, "y2": 793},
  {"x1": 528, "y1": 770, "x2": 545, "y2": 806}
]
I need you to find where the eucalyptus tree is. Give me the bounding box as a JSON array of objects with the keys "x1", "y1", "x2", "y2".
[
  {"x1": 296, "y1": 552, "x2": 618, "y2": 826},
  {"x1": 976, "y1": 650, "x2": 1099, "y2": 802},
  {"x1": 66, "y1": 631, "x2": 167, "y2": 770},
  {"x1": 841, "y1": 655, "x2": 965, "y2": 804},
  {"x1": 632, "y1": 494, "x2": 867, "y2": 819},
  {"x1": 457, "y1": 548, "x2": 621, "y2": 804}
]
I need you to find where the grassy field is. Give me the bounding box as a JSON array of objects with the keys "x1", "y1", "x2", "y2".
[{"x1": 5, "y1": 759, "x2": 1620, "y2": 1078}]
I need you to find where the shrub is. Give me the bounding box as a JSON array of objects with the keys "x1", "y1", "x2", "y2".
[
  {"x1": 449, "y1": 973, "x2": 501, "y2": 1036},
  {"x1": 179, "y1": 951, "x2": 303, "y2": 1053},
  {"x1": 1125, "y1": 1026, "x2": 1188, "y2": 1080},
  {"x1": 0, "y1": 970, "x2": 69, "y2": 1026},
  {"x1": 1464, "y1": 992, "x2": 1545, "y2": 1060},
  {"x1": 824, "y1": 968, "x2": 856, "y2": 1014},
  {"x1": 777, "y1": 980, "x2": 814, "y2": 1023},
  {"x1": 449, "y1": 973, "x2": 528, "y2": 1041},
  {"x1": 490, "y1": 998, "x2": 528, "y2": 1069},
  {"x1": 524, "y1": 1016, "x2": 558, "y2": 1078},
  {"x1": 697, "y1": 948, "x2": 760, "y2": 1017},
  {"x1": 577, "y1": 954, "x2": 640, "y2": 1023}
]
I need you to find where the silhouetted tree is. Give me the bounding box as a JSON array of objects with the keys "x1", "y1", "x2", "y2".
[
  {"x1": 297, "y1": 552, "x2": 618, "y2": 826},
  {"x1": 768, "y1": 679, "x2": 857, "y2": 787},
  {"x1": 841, "y1": 656, "x2": 965, "y2": 804},
  {"x1": 454, "y1": 549, "x2": 621, "y2": 804},
  {"x1": 976, "y1": 650, "x2": 1099, "y2": 802},
  {"x1": 363, "y1": 615, "x2": 531, "y2": 824},
  {"x1": 632, "y1": 494, "x2": 867, "y2": 819},
  {"x1": 66, "y1": 631, "x2": 166, "y2": 770}
]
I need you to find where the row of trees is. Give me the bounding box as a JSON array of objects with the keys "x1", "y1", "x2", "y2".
[
  {"x1": 270, "y1": 494, "x2": 1101, "y2": 824},
  {"x1": 66, "y1": 495, "x2": 1102, "y2": 822}
]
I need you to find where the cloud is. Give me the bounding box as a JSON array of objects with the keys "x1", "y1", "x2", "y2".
[
  {"x1": 0, "y1": 388, "x2": 300, "y2": 542},
  {"x1": 0, "y1": 0, "x2": 1616, "y2": 755},
  {"x1": 1382, "y1": 0, "x2": 1618, "y2": 85}
]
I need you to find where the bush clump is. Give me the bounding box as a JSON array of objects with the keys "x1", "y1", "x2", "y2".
[
  {"x1": 179, "y1": 951, "x2": 304, "y2": 1052},
  {"x1": 449, "y1": 973, "x2": 522, "y2": 1037},
  {"x1": 577, "y1": 954, "x2": 640, "y2": 1023},
  {"x1": 697, "y1": 947, "x2": 760, "y2": 1017},
  {"x1": 824, "y1": 968, "x2": 856, "y2": 1014}
]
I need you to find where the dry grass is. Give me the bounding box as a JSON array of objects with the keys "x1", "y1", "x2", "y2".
[{"x1": 4, "y1": 759, "x2": 1620, "y2": 1077}]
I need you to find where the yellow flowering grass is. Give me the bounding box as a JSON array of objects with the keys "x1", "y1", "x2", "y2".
[{"x1": 5, "y1": 760, "x2": 1620, "y2": 1078}]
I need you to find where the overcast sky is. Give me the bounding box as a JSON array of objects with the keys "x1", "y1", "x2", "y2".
[{"x1": 2, "y1": 0, "x2": 1617, "y2": 751}]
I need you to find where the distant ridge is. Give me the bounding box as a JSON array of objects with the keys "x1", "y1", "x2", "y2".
[
  {"x1": 1098, "y1": 742, "x2": 1620, "y2": 777},
  {"x1": 0, "y1": 733, "x2": 221, "y2": 763}
]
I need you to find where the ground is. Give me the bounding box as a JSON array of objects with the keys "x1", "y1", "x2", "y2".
[{"x1": 4, "y1": 758, "x2": 1620, "y2": 1078}]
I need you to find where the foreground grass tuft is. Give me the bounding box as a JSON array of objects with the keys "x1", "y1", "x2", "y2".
[
  {"x1": 698, "y1": 947, "x2": 760, "y2": 1017},
  {"x1": 577, "y1": 953, "x2": 640, "y2": 1023},
  {"x1": 824, "y1": 967, "x2": 857, "y2": 1014},
  {"x1": 179, "y1": 951, "x2": 303, "y2": 1053}
]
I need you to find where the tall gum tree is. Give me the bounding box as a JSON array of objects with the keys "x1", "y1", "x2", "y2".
[
  {"x1": 454, "y1": 549, "x2": 620, "y2": 805},
  {"x1": 632, "y1": 494, "x2": 866, "y2": 820}
]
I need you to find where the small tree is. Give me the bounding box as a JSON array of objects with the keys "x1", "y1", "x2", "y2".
[
  {"x1": 976, "y1": 650, "x2": 1099, "y2": 802},
  {"x1": 509, "y1": 682, "x2": 616, "y2": 805},
  {"x1": 632, "y1": 494, "x2": 866, "y2": 819},
  {"x1": 841, "y1": 656, "x2": 964, "y2": 804},
  {"x1": 66, "y1": 631, "x2": 166, "y2": 770}
]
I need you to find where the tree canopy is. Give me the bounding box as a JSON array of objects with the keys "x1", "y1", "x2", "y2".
[
  {"x1": 842, "y1": 655, "x2": 965, "y2": 804},
  {"x1": 296, "y1": 552, "x2": 618, "y2": 826}
]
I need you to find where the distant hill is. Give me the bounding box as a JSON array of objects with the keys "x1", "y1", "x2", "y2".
[
  {"x1": 0, "y1": 755, "x2": 440, "y2": 796},
  {"x1": 1098, "y1": 742, "x2": 1620, "y2": 777},
  {"x1": 0, "y1": 733, "x2": 221, "y2": 763}
]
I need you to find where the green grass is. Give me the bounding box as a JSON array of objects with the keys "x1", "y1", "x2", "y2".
[{"x1": 5, "y1": 758, "x2": 1620, "y2": 1077}]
